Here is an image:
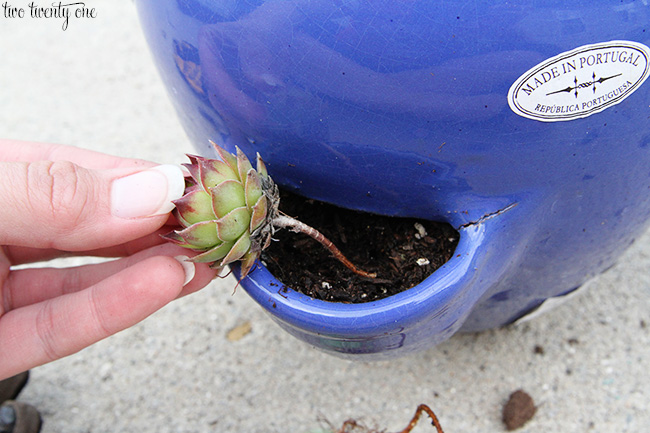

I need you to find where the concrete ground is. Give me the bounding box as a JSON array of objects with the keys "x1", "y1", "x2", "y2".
[{"x1": 1, "y1": 2, "x2": 649, "y2": 432}]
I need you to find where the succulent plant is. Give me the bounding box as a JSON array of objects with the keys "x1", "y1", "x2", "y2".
[{"x1": 163, "y1": 142, "x2": 376, "y2": 280}]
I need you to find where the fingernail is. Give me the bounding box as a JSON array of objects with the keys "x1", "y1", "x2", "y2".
[
  {"x1": 111, "y1": 165, "x2": 185, "y2": 218},
  {"x1": 174, "y1": 255, "x2": 196, "y2": 286}
]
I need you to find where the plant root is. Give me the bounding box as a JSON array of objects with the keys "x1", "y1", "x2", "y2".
[
  {"x1": 396, "y1": 404, "x2": 444, "y2": 433},
  {"x1": 272, "y1": 214, "x2": 378, "y2": 279},
  {"x1": 333, "y1": 404, "x2": 444, "y2": 433}
]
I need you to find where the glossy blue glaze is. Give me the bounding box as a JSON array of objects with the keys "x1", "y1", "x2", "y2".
[{"x1": 135, "y1": 0, "x2": 650, "y2": 359}]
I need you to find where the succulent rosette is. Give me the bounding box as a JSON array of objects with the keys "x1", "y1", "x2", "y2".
[{"x1": 163, "y1": 143, "x2": 279, "y2": 277}]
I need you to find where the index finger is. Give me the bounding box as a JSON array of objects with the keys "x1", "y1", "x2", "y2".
[{"x1": 0, "y1": 139, "x2": 157, "y2": 170}]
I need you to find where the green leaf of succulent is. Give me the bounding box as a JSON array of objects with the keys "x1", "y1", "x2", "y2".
[
  {"x1": 239, "y1": 249, "x2": 259, "y2": 277},
  {"x1": 190, "y1": 241, "x2": 235, "y2": 263},
  {"x1": 173, "y1": 189, "x2": 216, "y2": 225},
  {"x1": 211, "y1": 180, "x2": 246, "y2": 218},
  {"x1": 216, "y1": 206, "x2": 251, "y2": 242},
  {"x1": 212, "y1": 140, "x2": 239, "y2": 174},
  {"x1": 250, "y1": 195, "x2": 267, "y2": 232},
  {"x1": 182, "y1": 179, "x2": 202, "y2": 193},
  {"x1": 220, "y1": 230, "x2": 252, "y2": 265},
  {"x1": 176, "y1": 221, "x2": 221, "y2": 249},
  {"x1": 235, "y1": 147, "x2": 254, "y2": 183},
  {"x1": 163, "y1": 143, "x2": 278, "y2": 280},
  {"x1": 160, "y1": 231, "x2": 203, "y2": 249},
  {"x1": 244, "y1": 169, "x2": 263, "y2": 210},
  {"x1": 200, "y1": 158, "x2": 238, "y2": 189},
  {"x1": 182, "y1": 155, "x2": 201, "y2": 181},
  {"x1": 256, "y1": 153, "x2": 268, "y2": 179}
]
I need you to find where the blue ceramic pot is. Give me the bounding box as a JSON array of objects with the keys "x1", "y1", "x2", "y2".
[{"x1": 135, "y1": 0, "x2": 650, "y2": 359}]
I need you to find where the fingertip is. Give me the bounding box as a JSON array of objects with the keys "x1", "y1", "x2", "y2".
[
  {"x1": 142, "y1": 255, "x2": 188, "y2": 301},
  {"x1": 115, "y1": 255, "x2": 187, "y2": 311},
  {"x1": 176, "y1": 261, "x2": 221, "y2": 298},
  {"x1": 147, "y1": 255, "x2": 219, "y2": 299},
  {"x1": 96, "y1": 255, "x2": 188, "y2": 326}
]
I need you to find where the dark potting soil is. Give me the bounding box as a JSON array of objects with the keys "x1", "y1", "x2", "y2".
[{"x1": 261, "y1": 190, "x2": 460, "y2": 303}]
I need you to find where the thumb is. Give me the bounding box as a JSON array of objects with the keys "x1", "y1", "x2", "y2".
[{"x1": 0, "y1": 160, "x2": 185, "y2": 251}]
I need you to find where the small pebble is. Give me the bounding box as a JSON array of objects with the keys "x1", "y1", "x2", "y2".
[
  {"x1": 414, "y1": 222, "x2": 428, "y2": 239},
  {"x1": 502, "y1": 389, "x2": 536, "y2": 431}
]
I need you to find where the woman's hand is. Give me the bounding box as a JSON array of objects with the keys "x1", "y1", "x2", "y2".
[{"x1": 0, "y1": 140, "x2": 218, "y2": 380}]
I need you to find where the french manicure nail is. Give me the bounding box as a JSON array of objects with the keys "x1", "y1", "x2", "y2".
[
  {"x1": 174, "y1": 255, "x2": 196, "y2": 286},
  {"x1": 111, "y1": 165, "x2": 185, "y2": 219}
]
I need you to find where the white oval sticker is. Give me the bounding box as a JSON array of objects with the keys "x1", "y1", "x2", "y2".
[{"x1": 508, "y1": 40, "x2": 650, "y2": 122}]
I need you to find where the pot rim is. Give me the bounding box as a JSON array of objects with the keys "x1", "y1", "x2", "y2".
[{"x1": 238, "y1": 223, "x2": 487, "y2": 337}]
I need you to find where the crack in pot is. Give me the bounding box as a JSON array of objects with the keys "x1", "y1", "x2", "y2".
[{"x1": 457, "y1": 202, "x2": 518, "y2": 230}]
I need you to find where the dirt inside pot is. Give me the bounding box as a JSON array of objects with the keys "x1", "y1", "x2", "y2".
[{"x1": 261, "y1": 190, "x2": 460, "y2": 303}]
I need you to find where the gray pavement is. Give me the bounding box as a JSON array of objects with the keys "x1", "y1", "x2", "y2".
[{"x1": 1, "y1": 2, "x2": 649, "y2": 432}]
